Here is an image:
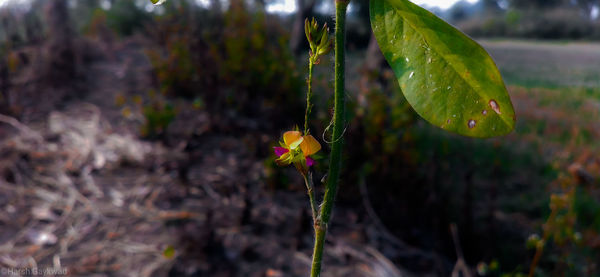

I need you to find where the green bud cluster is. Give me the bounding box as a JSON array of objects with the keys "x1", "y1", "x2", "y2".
[{"x1": 304, "y1": 18, "x2": 332, "y2": 64}]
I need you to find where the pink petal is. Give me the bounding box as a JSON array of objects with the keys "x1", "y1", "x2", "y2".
[
  {"x1": 306, "y1": 156, "x2": 315, "y2": 167},
  {"x1": 274, "y1": 147, "x2": 289, "y2": 157}
]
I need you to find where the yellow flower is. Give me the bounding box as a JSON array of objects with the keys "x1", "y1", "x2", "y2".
[{"x1": 274, "y1": 131, "x2": 321, "y2": 174}]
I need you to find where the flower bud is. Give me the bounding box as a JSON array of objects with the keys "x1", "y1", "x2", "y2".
[{"x1": 304, "y1": 17, "x2": 331, "y2": 64}]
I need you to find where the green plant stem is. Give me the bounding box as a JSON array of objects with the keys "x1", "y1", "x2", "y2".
[
  {"x1": 303, "y1": 173, "x2": 319, "y2": 224},
  {"x1": 304, "y1": 62, "x2": 314, "y2": 135},
  {"x1": 310, "y1": 2, "x2": 348, "y2": 277}
]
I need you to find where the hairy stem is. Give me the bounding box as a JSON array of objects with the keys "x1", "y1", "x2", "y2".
[
  {"x1": 303, "y1": 173, "x2": 319, "y2": 224},
  {"x1": 304, "y1": 62, "x2": 314, "y2": 135},
  {"x1": 310, "y1": 2, "x2": 348, "y2": 276}
]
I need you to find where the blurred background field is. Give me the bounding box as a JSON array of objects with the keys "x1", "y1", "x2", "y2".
[{"x1": 0, "y1": 0, "x2": 599, "y2": 276}]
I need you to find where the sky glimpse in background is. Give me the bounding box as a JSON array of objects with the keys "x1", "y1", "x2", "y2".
[
  {"x1": 412, "y1": 0, "x2": 478, "y2": 9},
  {"x1": 0, "y1": 0, "x2": 478, "y2": 13},
  {"x1": 0, "y1": 0, "x2": 28, "y2": 8},
  {"x1": 267, "y1": 0, "x2": 474, "y2": 14}
]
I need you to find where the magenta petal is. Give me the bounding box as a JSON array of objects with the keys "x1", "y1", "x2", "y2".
[
  {"x1": 306, "y1": 156, "x2": 315, "y2": 167},
  {"x1": 274, "y1": 147, "x2": 289, "y2": 157}
]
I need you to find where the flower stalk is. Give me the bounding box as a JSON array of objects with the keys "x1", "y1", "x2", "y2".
[
  {"x1": 305, "y1": 62, "x2": 314, "y2": 135},
  {"x1": 303, "y1": 173, "x2": 319, "y2": 224},
  {"x1": 309, "y1": 1, "x2": 348, "y2": 276},
  {"x1": 275, "y1": 8, "x2": 347, "y2": 277},
  {"x1": 304, "y1": 17, "x2": 331, "y2": 136}
]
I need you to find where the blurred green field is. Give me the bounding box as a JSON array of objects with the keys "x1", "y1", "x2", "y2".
[
  {"x1": 477, "y1": 40, "x2": 600, "y2": 273},
  {"x1": 341, "y1": 40, "x2": 600, "y2": 274},
  {"x1": 481, "y1": 40, "x2": 600, "y2": 153},
  {"x1": 482, "y1": 40, "x2": 600, "y2": 89}
]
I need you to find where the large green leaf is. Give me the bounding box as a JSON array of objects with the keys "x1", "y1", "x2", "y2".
[{"x1": 370, "y1": 0, "x2": 515, "y2": 138}]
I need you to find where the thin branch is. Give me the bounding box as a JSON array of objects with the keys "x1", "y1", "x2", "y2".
[{"x1": 303, "y1": 173, "x2": 319, "y2": 225}]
